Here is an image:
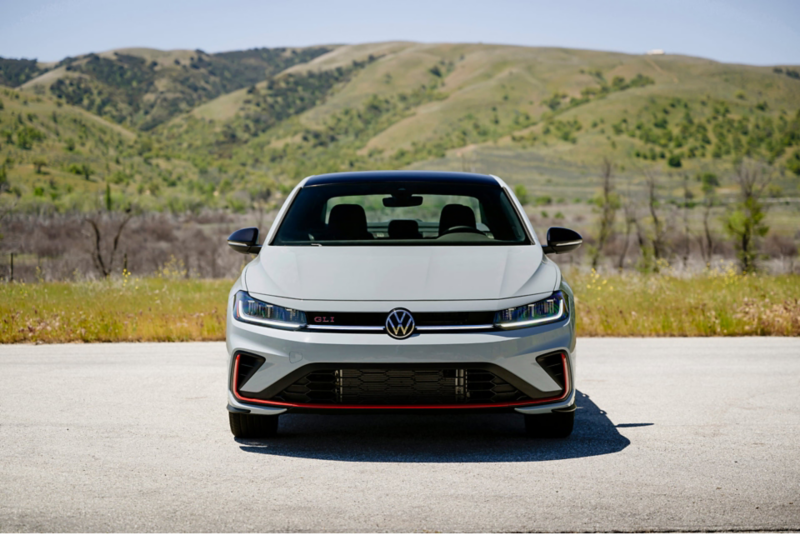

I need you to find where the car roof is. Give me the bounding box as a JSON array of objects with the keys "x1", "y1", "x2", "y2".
[{"x1": 303, "y1": 170, "x2": 500, "y2": 187}]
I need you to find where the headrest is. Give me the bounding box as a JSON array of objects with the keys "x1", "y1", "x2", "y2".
[
  {"x1": 328, "y1": 204, "x2": 369, "y2": 239},
  {"x1": 388, "y1": 219, "x2": 422, "y2": 240},
  {"x1": 439, "y1": 204, "x2": 476, "y2": 235}
]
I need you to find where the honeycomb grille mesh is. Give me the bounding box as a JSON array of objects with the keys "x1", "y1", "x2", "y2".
[{"x1": 271, "y1": 367, "x2": 532, "y2": 405}]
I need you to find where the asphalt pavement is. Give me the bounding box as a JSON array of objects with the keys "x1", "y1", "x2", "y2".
[{"x1": 1, "y1": 338, "x2": 798, "y2": 532}]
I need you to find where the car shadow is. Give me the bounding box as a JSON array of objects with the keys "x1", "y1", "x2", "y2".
[{"x1": 236, "y1": 391, "x2": 636, "y2": 462}]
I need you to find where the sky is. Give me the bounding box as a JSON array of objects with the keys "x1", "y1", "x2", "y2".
[{"x1": 1, "y1": 0, "x2": 799, "y2": 66}]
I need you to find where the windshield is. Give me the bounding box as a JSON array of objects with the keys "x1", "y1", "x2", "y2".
[{"x1": 272, "y1": 181, "x2": 531, "y2": 246}]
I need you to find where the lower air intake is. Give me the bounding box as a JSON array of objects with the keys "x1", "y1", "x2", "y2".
[{"x1": 271, "y1": 367, "x2": 532, "y2": 406}]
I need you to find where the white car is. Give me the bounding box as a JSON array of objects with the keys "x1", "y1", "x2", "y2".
[{"x1": 225, "y1": 171, "x2": 582, "y2": 438}]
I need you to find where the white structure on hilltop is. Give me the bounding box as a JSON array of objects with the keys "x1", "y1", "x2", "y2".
[{"x1": 646, "y1": 49, "x2": 665, "y2": 55}]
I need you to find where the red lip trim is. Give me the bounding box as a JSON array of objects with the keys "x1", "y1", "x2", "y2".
[{"x1": 232, "y1": 353, "x2": 570, "y2": 410}]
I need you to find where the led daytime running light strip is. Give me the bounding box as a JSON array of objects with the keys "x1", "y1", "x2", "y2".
[
  {"x1": 495, "y1": 297, "x2": 565, "y2": 329},
  {"x1": 236, "y1": 300, "x2": 306, "y2": 330}
]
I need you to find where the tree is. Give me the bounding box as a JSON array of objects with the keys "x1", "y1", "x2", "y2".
[
  {"x1": 681, "y1": 173, "x2": 694, "y2": 268},
  {"x1": 105, "y1": 183, "x2": 112, "y2": 211},
  {"x1": 514, "y1": 184, "x2": 530, "y2": 206},
  {"x1": 85, "y1": 210, "x2": 133, "y2": 278},
  {"x1": 697, "y1": 173, "x2": 719, "y2": 266},
  {"x1": 787, "y1": 150, "x2": 800, "y2": 176},
  {"x1": 81, "y1": 164, "x2": 92, "y2": 181},
  {"x1": 250, "y1": 185, "x2": 272, "y2": 229},
  {"x1": 32, "y1": 157, "x2": 47, "y2": 174},
  {"x1": 617, "y1": 185, "x2": 637, "y2": 272},
  {"x1": 590, "y1": 159, "x2": 619, "y2": 269},
  {"x1": 0, "y1": 165, "x2": 8, "y2": 193},
  {"x1": 724, "y1": 160, "x2": 771, "y2": 273},
  {"x1": 644, "y1": 170, "x2": 665, "y2": 264}
]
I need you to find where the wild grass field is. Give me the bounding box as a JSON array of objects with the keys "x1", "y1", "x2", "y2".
[
  {"x1": 3, "y1": 42, "x2": 800, "y2": 218},
  {"x1": 2, "y1": 270, "x2": 798, "y2": 343}
]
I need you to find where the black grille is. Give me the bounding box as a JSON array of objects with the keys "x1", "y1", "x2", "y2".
[
  {"x1": 305, "y1": 311, "x2": 495, "y2": 328},
  {"x1": 270, "y1": 367, "x2": 532, "y2": 405}
]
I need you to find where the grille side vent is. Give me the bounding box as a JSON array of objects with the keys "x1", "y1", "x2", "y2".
[
  {"x1": 235, "y1": 353, "x2": 266, "y2": 391},
  {"x1": 536, "y1": 353, "x2": 566, "y2": 389}
]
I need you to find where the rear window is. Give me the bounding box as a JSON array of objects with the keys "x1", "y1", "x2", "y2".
[{"x1": 272, "y1": 181, "x2": 531, "y2": 246}]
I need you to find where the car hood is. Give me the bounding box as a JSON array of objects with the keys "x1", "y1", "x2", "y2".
[{"x1": 245, "y1": 246, "x2": 558, "y2": 302}]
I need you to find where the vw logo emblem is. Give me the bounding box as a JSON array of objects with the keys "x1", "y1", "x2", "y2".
[{"x1": 385, "y1": 308, "x2": 415, "y2": 339}]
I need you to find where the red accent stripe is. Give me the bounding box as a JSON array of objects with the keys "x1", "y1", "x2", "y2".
[{"x1": 232, "y1": 353, "x2": 570, "y2": 410}]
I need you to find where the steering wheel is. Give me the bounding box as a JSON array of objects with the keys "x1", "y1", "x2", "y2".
[{"x1": 439, "y1": 225, "x2": 485, "y2": 237}]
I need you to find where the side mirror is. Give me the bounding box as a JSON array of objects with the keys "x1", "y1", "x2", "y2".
[
  {"x1": 542, "y1": 227, "x2": 582, "y2": 254},
  {"x1": 227, "y1": 227, "x2": 262, "y2": 255}
]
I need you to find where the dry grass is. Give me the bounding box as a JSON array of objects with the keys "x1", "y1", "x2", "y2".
[
  {"x1": 1, "y1": 270, "x2": 799, "y2": 343},
  {"x1": 571, "y1": 268, "x2": 800, "y2": 336},
  {"x1": 0, "y1": 276, "x2": 230, "y2": 343}
]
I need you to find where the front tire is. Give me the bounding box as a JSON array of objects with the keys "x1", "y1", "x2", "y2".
[
  {"x1": 524, "y1": 410, "x2": 574, "y2": 438},
  {"x1": 229, "y1": 412, "x2": 279, "y2": 439}
]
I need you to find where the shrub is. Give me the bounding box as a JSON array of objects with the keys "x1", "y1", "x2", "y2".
[
  {"x1": 513, "y1": 184, "x2": 529, "y2": 205},
  {"x1": 787, "y1": 150, "x2": 800, "y2": 176},
  {"x1": 15, "y1": 126, "x2": 44, "y2": 149},
  {"x1": 32, "y1": 157, "x2": 47, "y2": 173}
]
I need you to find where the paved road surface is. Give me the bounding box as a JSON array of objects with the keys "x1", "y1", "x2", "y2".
[{"x1": 1, "y1": 339, "x2": 799, "y2": 532}]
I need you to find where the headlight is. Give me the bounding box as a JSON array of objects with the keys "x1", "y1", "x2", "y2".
[
  {"x1": 494, "y1": 291, "x2": 567, "y2": 329},
  {"x1": 233, "y1": 291, "x2": 307, "y2": 330}
]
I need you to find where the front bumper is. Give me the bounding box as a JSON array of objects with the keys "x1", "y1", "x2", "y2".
[{"x1": 226, "y1": 307, "x2": 576, "y2": 414}]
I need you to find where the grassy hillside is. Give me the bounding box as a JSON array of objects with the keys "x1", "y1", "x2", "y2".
[
  {"x1": 17, "y1": 46, "x2": 333, "y2": 130},
  {"x1": 154, "y1": 43, "x2": 800, "y2": 191},
  {"x1": 0, "y1": 85, "x2": 244, "y2": 214},
  {"x1": 1, "y1": 42, "x2": 799, "y2": 218},
  {"x1": 0, "y1": 57, "x2": 49, "y2": 87}
]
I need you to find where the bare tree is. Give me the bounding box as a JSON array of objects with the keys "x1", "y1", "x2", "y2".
[
  {"x1": 764, "y1": 233, "x2": 798, "y2": 273},
  {"x1": 590, "y1": 159, "x2": 618, "y2": 269},
  {"x1": 251, "y1": 186, "x2": 273, "y2": 230},
  {"x1": 681, "y1": 173, "x2": 693, "y2": 268},
  {"x1": 84, "y1": 212, "x2": 133, "y2": 277},
  {"x1": 644, "y1": 169, "x2": 666, "y2": 266},
  {"x1": 0, "y1": 200, "x2": 15, "y2": 223},
  {"x1": 725, "y1": 160, "x2": 772, "y2": 273},
  {"x1": 697, "y1": 173, "x2": 719, "y2": 267},
  {"x1": 617, "y1": 185, "x2": 637, "y2": 272}
]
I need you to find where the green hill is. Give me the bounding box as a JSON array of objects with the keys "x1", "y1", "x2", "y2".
[
  {"x1": 17, "y1": 46, "x2": 333, "y2": 131},
  {"x1": 155, "y1": 43, "x2": 800, "y2": 198},
  {"x1": 2, "y1": 42, "x2": 800, "y2": 216},
  {"x1": 0, "y1": 57, "x2": 50, "y2": 87},
  {"x1": 0, "y1": 85, "x2": 207, "y2": 213}
]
